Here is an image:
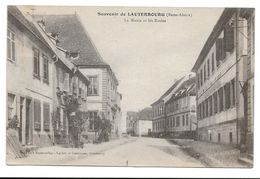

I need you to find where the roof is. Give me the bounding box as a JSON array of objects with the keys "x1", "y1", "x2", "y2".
[
  {"x1": 33, "y1": 14, "x2": 108, "y2": 67},
  {"x1": 137, "y1": 107, "x2": 153, "y2": 121},
  {"x1": 33, "y1": 14, "x2": 118, "y2": 85},
  {"x1": 191, "y1": 8, "x2": 236, "y2": 72},
  {"x1": 8, "y1": 6, "x2": 49, "y2": 49},
  {"x1": 151, "y1": 76, "x2": 184, "y2": 106},
  {"x1": 167, "y1": 76, "x2": 196, "y2": 101}
]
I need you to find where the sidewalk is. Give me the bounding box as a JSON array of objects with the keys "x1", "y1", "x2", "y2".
[
  {"x1": 167, "y1": 139, "x2": 250, "y2": 168},
  {"x1": 7, "y1": 137, "x2": 136, "y2": 165}
]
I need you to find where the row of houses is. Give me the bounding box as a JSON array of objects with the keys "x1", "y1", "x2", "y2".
[
  {"x1": 151, "y1": 8, "x2": 254, "y2": 154},
  {"x1": 126, "y1": 107, "x2": 153, "y2": 136},
  {"x1": 7, "y1": 6, "x2": 122, "y2": 149}
]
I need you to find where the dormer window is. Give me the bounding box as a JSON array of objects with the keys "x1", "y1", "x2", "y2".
[
  {"x1": 50, "y1": 32, "x2": 60, "y2": 44},
  {"x1": 69, "y1": 51, "x2": 80, "y2": 60}
]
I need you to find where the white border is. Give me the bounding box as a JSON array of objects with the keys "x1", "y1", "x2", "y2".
[{"x1": 1, "y1": 0, "x2": 259, "y2": 177}]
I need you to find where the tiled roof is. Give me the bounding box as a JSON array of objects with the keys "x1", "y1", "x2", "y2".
[
  {"x1": 33, "y1": 14, "x2": 109, "y2": 67},
  {"x1": 151, "y1": 76, "x2": 185, "y2": 106},
  {"x1": 137, "y1": 107, "x2": 153, "y2": 121},
  {"x1": 8, "y1": 6, "x2": 49, "y2": 48},
  {"x1": 168, "y1": 76, "x2": 196, "y2": 101}
]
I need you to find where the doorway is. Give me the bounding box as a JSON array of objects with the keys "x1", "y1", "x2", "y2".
[
  {"x1": 19, "y1": 97, "x2": 25, "y2": 143},
  {"x1": 25, "y1": 98, "x2": 32, "y2": 145}
]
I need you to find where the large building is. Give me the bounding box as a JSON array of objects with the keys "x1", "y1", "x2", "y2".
[
  {"x1": 164, "y1": 76, "x2": 197, "y2": 139},
  {"x1": 7, "y1": 6, "x2": 55, "y2": 147},
  {"x1": 33, "y1": 14, "x2": 122, "y2": 140},
  {"x1": 151, "y1": 74, "x2": 196, "y2": 138},
  {"x1": 7, "y1": 6, "x2": 91, "y2": 150},
  {"x1": 133, "y1": 107, "x2": 153, "y2": 136},
  {"x1": 191, "y1": 8, "x2": 254, "y2": 153}
]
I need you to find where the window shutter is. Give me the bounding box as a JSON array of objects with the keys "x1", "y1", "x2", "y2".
[
  {"x1": 43, "y1": 103, "x2": 50, "y2": 131},
  {"x1": 34, "y1": 99, "x2": 41, "y2": 130},
  {"x1": 63, "y1": 109, "x2": 67, "y2": 131},
  {"x1": 224, "y1": 24, "x2": 234, "y2": 52},
  {"x1": 64, "y1": 72, "x2": 69, "y2": 92},
  {"x1": 216, "y1": 38, "x2": 225, "y2": 62}
]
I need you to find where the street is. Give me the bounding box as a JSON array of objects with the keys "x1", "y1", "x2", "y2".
[{"x1": 69, "y1": 137, "x2": 204, "y2": 167}]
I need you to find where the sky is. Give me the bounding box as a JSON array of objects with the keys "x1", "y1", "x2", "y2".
[{"x1": 19, "y1": 6, "x2": 223, "y2": 132}]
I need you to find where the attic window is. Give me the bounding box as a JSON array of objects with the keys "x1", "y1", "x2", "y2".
[
  {"x1": 50, "y1": 32, "x2": 60, "y2": 44},
  {"x1": 70, "y1": 52, "x2": 79, "y2": 58}
]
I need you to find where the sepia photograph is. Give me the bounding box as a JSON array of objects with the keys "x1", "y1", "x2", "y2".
[{"x1": 6, "y1": 5, "x2": 255, "y2": 168}]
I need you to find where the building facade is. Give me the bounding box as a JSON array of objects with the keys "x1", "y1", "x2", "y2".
[
  {"x1": 34, "y1": 14, "x2": 122, "y2": 141},
  {"x1": 151, "y1": 75, "x2": 196, "y2": 138},
  {"x1": 191, "y1": 8, "x2": 254, "y2": 152},
  {"x1": 126, "y1": 111, "x2": 138, "y2": 135},
  {"x1": 7, "y1": 6, "x2": 55, "y2": 147},
  {"x1": 133, "y1": 107, "x2": 153, "y2": 136},
  {"x1": 164, "y1": 76, "x2": 197, "y2": 139},
  {"x1": 7, "y1": 6, "x2": 92, "y2": 151}
]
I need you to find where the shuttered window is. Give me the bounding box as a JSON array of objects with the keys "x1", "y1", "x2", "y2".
[
  {"x1": 216, "y1": 38, "x2": 225, "y2": 66},
  {"x1": 63, "y1": 108, "x2": 67, "y2": 131},
  {"x1": 224, "y1": 82, "x2": 231, "y2": 110},
  {"x1": 7, "y1": 29, "x2": 15, "y2": 62},
  {"x1": 33, "y1": 48, "x2": 40, "y2": 78},
  {"x1": 43, "y1": 102, "x2": 50, "y2": 131},
  {"x1": 214, "y1": 92, "x2": 218, "y2": 114},
  {"x1": 209, "y1": 96, "x2": 213, "y2": 116},
  {"x1": 211, "y1": 52, "x2": 215, "y2": 72},
  {"x1": 63, "y1": 72, "x2": 70, "y2": 92},
  {"x1": 34, "y1": 99, "x2": 41, "y2": 130},
  {"x1": 231, "y1": 79, "x2": 236, "y2": 106},
  {"x1": 224, "y1": 23, "x2": 235, "y2": 52},
  {"x1": 43, "y1": 55, "x2": 49, "y2": 83},
  {"x1": 218, "y1": 87, "x2": 224, "y2": 112}
]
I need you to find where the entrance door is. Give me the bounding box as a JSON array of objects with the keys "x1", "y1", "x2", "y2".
[{"x1": 25, "y1": 98, "x2": 32, "y2": 145}]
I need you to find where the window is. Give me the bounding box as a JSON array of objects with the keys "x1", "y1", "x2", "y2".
[
  {"x1": 218, "y1": 133, "x2": 221, "y2": 142},
  {"x1": 202, "y1": 102, "x2": 204, "y2": 119},
  {"x1": 7, "y1": 29, "x2": 15, "y2": 62},
  {"x1": 207, "y1": 59, "x2": 210, "y2": 77},
  {"x1": 216, "y1": 38, "x2": 225, "y2": 66},
  {"x1": 211, "y1": 53, "x2": 215, "y2": 73},
  {"x1": 210, "y1": 133, "x2": 212, "y2": 141},
  {"x1": 229, "y1": 132, "x2": 233, "y2": 143},
  {"x1": 43, "y1": 102, "x2": 50, "y2": 131},
  {"x1": 197, "y1": 72, "x2": 200, "y2": 89},
  {"x1": 33, "y1": 48, "x2": 40, "y2": 78},
  {"x1": 63, "y1": 108, "x2": 67, "y2": 131},
  {"x1": 43, "y1": 55, "x2": 49, "y2": 83},
  {"x1": 224, "y1": 23, "x2": 235, "y2": 52},
  {"x1": 197, "y1": 105, "x2": 200, "y2": 120},
  {"x1": 89, "y1": 111, "x2": 98, "y2": 131},
  {"x1": 176, "y1": 116, "x2": 180, "y2": 127},
  {"x1": 200, "y1": 69, "x2": 203, "y2": 86},
  {"x1": 231, "y1": 79, "x2": 236, "y2": 106},
  {"x1": 209, "y1": 96, "x2": 213, "y2": 116},
  {"x1": 224, "y1": 82, "x2": 231, "y2": 110},
  {"x1": 205, "y1": 99, "x2": 208, "y2": 118},
  {"x1": 186, "y1": 114, "x2": 189, "y2": 126},
  {"x1": 88, "y1": 76, "x2": 98, "y2": 96},
  {"x1": 182, "y1": 115, "x2": 185, "y2": 126},
  {"x1": 34, "y1": 99, "x2": 41, "y2": 130},
  {"x1": 173, "y1": 117, "x2": 175, "y2": 127},
  {"x1": 218, "y1": 87, "x2": 224, "y2": 112},
  {"x1": 213, "y1": 92, "x2": 218, "y2": 114},
  {"x1": 204, "y1": 65, "x2": 206, "y2": 82}
]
